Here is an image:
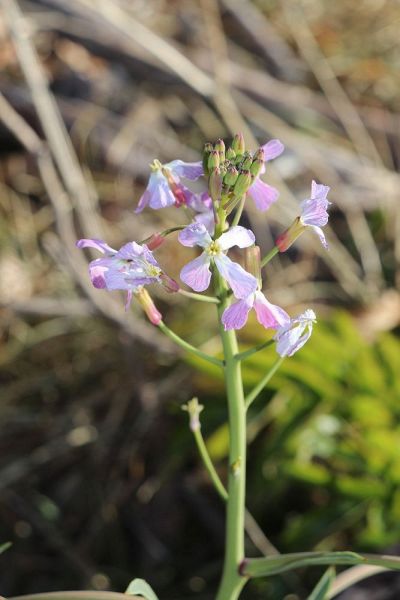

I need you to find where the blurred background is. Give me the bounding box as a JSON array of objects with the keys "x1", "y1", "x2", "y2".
[{"x1": 0, "y1": 0, "x2": 400, "y2": 598}]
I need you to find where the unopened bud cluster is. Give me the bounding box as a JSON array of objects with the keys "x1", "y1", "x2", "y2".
[{"x1": 203, "y1": 134, "x2": 265, "y2": 211}]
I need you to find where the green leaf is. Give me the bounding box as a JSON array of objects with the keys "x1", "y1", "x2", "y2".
[
  {"x1": 307, "y1": 567, "x2": 335, "y2": 600},
  {"x1": 0, "y1": 542, "x2": 11, "y2": 554},
  {"x1": 242, "y1": 551, "x2": 400, "y2": 577},
  {"x1": 125, "y1": 578, "x2": 159, "y2": 600}
]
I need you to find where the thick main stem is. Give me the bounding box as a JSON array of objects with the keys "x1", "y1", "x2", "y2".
[{"x1": 215, "y1": 284, "x2": 247, "y2": 600}]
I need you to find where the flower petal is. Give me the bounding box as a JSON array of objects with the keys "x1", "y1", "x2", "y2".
[
  {"x1": 311, "y1": 225, "x2": 328, "y2": 249},
  {"x1": 179, "y1": 223, "x2": 212, "y2": 248},
  {"x1": 89, "y1": 259, "x2": 109, "y2": 288},
  {"x1": 138, "y1": 170, "x2": 176, "y2": 212},
  {"x1": 253, "y1": 291, "x2": 290, "y2": 329},
  {"x1": 311, "y1": 180, "x2": 330, "y2": 201},
  {"x1": 300, "y1": 197, "x2": 329, "y2": 227},
  {"x1": 194, "y1": 210, "x2": 215, "y2": 235},
  {"x1": 218, "y1": 226, "x2": 255, "y2": 250},
  {"x1": 261, "y1": 139, "x2": 284, "y2": 161},
  {"x1": 214, "y1": 254, "x2": 258, "y2": 299},
  {"x1": 165, "y1": 160, "x2": 204, "y2": 180},
  {"x1": 248, "y1": 178, "x2": 279, "y2": 211},
  {"x1": 222, "y1": 296, "x2": 254, "y2": 330},
  {"x1": 180, "y1": 253, "x2": 212, "y2": 292},
  {"x1": 274, "y1": 309, "x2": 316, "y2": 357},
  {"x1": 76, "y1": 238, "x2": 116, "y2": 255}
]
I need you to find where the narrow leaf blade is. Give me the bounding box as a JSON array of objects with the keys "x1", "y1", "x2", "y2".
[{"x1": 125, "y1": 578, "x2": 159, "y2": 600}]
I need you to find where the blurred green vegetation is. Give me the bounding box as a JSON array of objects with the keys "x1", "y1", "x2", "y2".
[{"x1": 187, "y1": 311, "x2": 400, "y2": 556}]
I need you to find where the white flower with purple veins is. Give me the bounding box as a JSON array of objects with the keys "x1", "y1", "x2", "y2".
[
  {"x1": 299, "y1": 181, "x2": 331, "y2": 248},
  {"x1": 248, "y1": 139, "x2": 284, "y2": 211},
  {"x1": 274, "y1": 309, "x2": 317, "y2": 357},
  {"x1": 178, "y1": 223, "x2": 258, "y2": 298},
  {"x1": 135, "y1": 159, "x2": 204, "y2": 213},
  {"x1": 76, "y1": 238, "x2": 177, "y2": 308},
  {"x1": 222, "y1": 289, "x2": 290, "y2": 331}
]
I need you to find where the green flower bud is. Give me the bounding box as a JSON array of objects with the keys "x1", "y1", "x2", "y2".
[
  {"x1": 208, "y1": 150, "x2": 220, "y2": 170},
  {"x1": 215, "y1": 138, "x2": 225, "y2": 163},
  {"x1": 203, "y1": 142, "x2": 213, "y2": 175},
  {"x1": 209, "y1": 167, "x2": 223, "y2": 203},
  {"x1": 232, "y1": 132, "x2": 245, "y2": 155},
  {"x1": 240, "y1": 152, "x2": 253, "y2": 171},
  {"x1": 233, "y1": 169, "x2": 252, "y2": 197},
  {"x1": 224, "y1": 166, "x2": 239, "y2": 187},
  {"x1": 245, "y1": 245, "x2": 261, "y2": 287},
  {"x1": 253, "y1": 147, "x2": 265, "y2": 162},
  {"x1": 250, "y1": 158, "x2": 264, "y2": 178},
  {"x1": 226, "y1": 147, "x2": 236, "y2": 160}
]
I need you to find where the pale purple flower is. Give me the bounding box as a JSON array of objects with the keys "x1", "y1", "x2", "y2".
[
  {"x1": 299, "y1": 181, "x2": 331, "y2": 248},
  {"x1": 178, "y1": 223, "x2": 257, "y2": 298},
  {"x1": 247, "y1": 139, "x2": 284, "y2": 211},
  {"x1": 222, "y1": 289, "x2": 290, "y2": 331},
  {"x1": 274, "y1": 309, "x2": 316, "y2": 357},
  {"x1": 76, "y1": 238, "x2": 177, "y2": 309},
  {"x1": 188, "y1": 192, "x2": 215, "y2": 234},
  {"x1": 135, "y1": 159, "x2": 203, "y2": 213}
]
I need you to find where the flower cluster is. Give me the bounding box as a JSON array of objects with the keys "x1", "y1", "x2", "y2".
[{"x1": 77, "y1": 134, "x2": 331, "y2": 357}]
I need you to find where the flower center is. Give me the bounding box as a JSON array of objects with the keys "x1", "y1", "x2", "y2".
[{"x1": 206, "y1": 240, "x2": 221, "y2": 256}]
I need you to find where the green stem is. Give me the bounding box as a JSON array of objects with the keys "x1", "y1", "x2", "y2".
[
  {"x1": 215, "y1": 275, "x2": 247, "y2": 600},
  {"x1": 178, "y1": 289, "x2": 219, "y2": 304},
  {"x1": 158, "y1": 321, "x2": 223, "y2": 368},
  {"x1": 193, "y1": 427, "x2": 228, "y2": 502},
  {"x1": 260, "y1": 246, "x2": 279, "y2": 268},
  {"x1": 231, "y1": 195, "x2": 246, "y2": 227},
  {"x1": 245, "y1": 357, "x2": 284, "y2": 410},
  {"x1": 241, "y1": 551, "x2": 400, "y2": 578},
  {"x1": 235, "y1": 339, "x2": 274, "y2": 362}
]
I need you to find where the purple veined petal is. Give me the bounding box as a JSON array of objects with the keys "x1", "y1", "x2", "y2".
[
  {"x1": 261, "y1": 139, "x2": 284, "y2": 162},
  {"x1": 165, "y1": 160, "x2": 204, "y2": 180},
  {"x1": 311, "y1": 180, "x2": 330, "y2": 201},
  {"x1": 214, "y1": 254, "x2": 258, "y2": 299},
  {"x1": 253, "y1": 291, "x2": 290, "y2": 329},
  {"x1": 276, "y1": 325, "x2": 312, "y2": 357},
  {"x1": 187, "y1": 191, "x2": 212, "y2": 213},
  {"x1": 180, "y1": 253, "x2": 212, "y2": 292},
  {"x1": 125, "y1": 289, "x2": 133, "y2": 311},
  {"x1": 194, "y1": 210, "x2": 215, "y2": 235},
  {"x1": 311, "y1": 225, "x2": 329, "y2": 249},
  {"x1": 179, "y1": 222, "x2": 212, "y2": 248},
  {"x1": 142, "y1": 170, "x2": 176, "y2": 211},
  {"x1": 274, "y1": 309, "x2": 316, "y2": 357},
  {"x1": 104, "y1": 267, "x2": 157, "y2": 291},
  {"x1": 116, "y1": 241, "x2": 144, "y2": 260},
  {"x1": 221, "y1": 296, "x2": 254, "y2": 330},
  {"x1": 248, "y1": 178, "x2": 279, "y2": 212},
  {"x1": 76, "y1": 238, "x2": 116, "y2": 255},
  {"x1": 300, "y1": 197, "x2": 329, "y2": 227},
  {"x1": 89, "y1": 259, "x2": 109, "y2": 289},
  {"x1": 218, "y1": 226, "x2": 255, "y2": 250},
  {"x1": 135, "y1": 189, "x2": 150, "y2": 213}
]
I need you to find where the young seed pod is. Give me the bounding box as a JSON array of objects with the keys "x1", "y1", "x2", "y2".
[{"x1": 245, "y1": 245, "x2": 262, "y2": 287}]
